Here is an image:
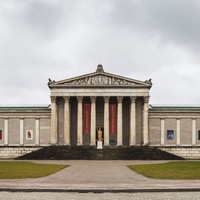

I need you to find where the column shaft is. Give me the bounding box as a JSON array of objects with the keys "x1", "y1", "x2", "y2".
[
  {"x1": 192, "y1": 118, "x2": 196, "y2": 146},
  {"x1": 77, "y1": 97, "x2": 83, "y2": 145},
  {"x1": 90, "y1": 97, "x2": 96, "y2": 145},
  {"x1": 176, "y1": 118, "x2": 181, "y2": 145},
  {"x1": 50, "y1": 96, "x2": 57, "y2": 144},
  {"x1": 104, "y1": 97, "x2": 110, "y2": 146},
  {"x1": 20, "y1": 118, "x2": 24, "y2": 146},
  {"x1": 117, "y1": 97, "x2": 123, "y2": 146},
  {"x1": 64, "y1": 97, "x2": 70, "y2": 145},
  {"x1": 4, "y1": 118, "x2": 8, "y2": 146},
  {"x1": 143, "y1": 96, "x2": 149, "y2": 145},
  {"x1": 35, "y1": 118, "x2": 40, "y2": 145},
  {"x1": 130, "y1": 97, "x2": 137, "y2": 145},
  {"x1": 161, "y1": 118, "x2": 165, "y2": 145}
]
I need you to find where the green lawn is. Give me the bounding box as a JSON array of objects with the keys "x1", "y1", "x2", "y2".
[
  {"x1": 128, "y1": 161, "x2": 200, "y2": 179},
  {"x1": 0, "y1": 161, "x2": 68, "y2": 179}
]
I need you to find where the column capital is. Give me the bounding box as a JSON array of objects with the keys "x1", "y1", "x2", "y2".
[
  {"x1": 77, "y1": 96, "x2": 83, "y2": 103},
  {"x1": 51, "y1": 96, "x2": 57, "y2": 103},
  {"x1": 143, "y1": 96, "x2": 150, "y2": 103},
  {"x1": 63, "y1": 96, "x2": 70, "y2": 103},
  {"x1": 90, "y1": 96, "x2": 96, "y2": 103},
  {"x1": 117, "y1": 96, "x2": 123, "y2": 103},
  {"x1": 130, "y1": 96, "x2": 137, "y2": 103},
  {"x1": 104, "y1": 96, "x2": 110, "y2": 103}
]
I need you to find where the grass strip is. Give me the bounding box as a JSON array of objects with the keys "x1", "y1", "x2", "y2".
[
  {"x1": 128, "y1": 161, "x2": 200, "y2": 179},
  {"x1": 0, "y1": 161, "x2": 68, "y2": 179}
]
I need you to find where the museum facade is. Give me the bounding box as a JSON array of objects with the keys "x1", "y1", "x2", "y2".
[{"x1": 0, "y1": 64, "x2": 200, "y2": 158}]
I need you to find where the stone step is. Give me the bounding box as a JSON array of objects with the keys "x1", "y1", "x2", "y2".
[
  {"x1": 16, "y1": 146, "x2": 184, "y2": 160},
  {"x1": 0, "y1": 147, "x2": 41, "y2": 159}
]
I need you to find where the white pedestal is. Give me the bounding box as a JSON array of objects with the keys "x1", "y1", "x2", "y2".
[{"x1": 97, "y1": 141, "x2": 103, "y2": 149}]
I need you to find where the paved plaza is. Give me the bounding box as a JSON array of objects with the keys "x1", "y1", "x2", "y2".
[{"x1": 0, "y1": 160, "x2": 200, "y2": 192}]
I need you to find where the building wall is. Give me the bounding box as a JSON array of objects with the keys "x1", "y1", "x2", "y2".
[
  {"x1": 40, "y1": 118, "x2": 51, "y2": 145},
  {"x1": 149, "y1": 109, "x2": 200, "y2": 147},
  {"x1": 197, "y1": 119, "x2": 200, "y2": 145},
  {"x1": 0, "y1": 109, "x2": 51, "y2": 147},
  {"x1": 0, "y1": 118, "x2": 4, "y2": 145},
  {"x1": 136, "y1": 97, "x2": 143, "y2": 145},
  {"x1": 122, "y1": 97, "x2": 130, "y2": 145},
  {"x1": 149, "y1": 118, "x2": 160, "y2": 145},
  {"x1": 8, "y1": 118, "x2": 20, "y2": 145}
]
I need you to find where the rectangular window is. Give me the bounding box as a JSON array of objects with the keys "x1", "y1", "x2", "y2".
[
  {"x1": 167, "y1": 130, "x2": 174, "y2": 140},
  {"x1": 0, "y1": 130, "x2": 2, "y2": 140},
  {"x1": 198, "y1": 130, "x2": 200, "y2": 140}
]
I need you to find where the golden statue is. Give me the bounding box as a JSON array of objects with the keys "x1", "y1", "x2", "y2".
[{"x1": 97, "y1": 127, "x2": 102, "y2": 141}]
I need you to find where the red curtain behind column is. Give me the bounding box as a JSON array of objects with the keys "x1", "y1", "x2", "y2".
[
  {"x1": 84, "y1": 104, "x2": 91, "y2": 134},
  {"x1": 109, "y1": 104, "x2": 117, "y2": 134}
]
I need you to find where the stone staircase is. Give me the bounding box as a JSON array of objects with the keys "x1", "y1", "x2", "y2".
[
  {"x1": 16, "y1": 146, "x2": 184, "y2": 160},
  {"x1": 0, "y1": 147, "x2": 41, "y2": 159}
]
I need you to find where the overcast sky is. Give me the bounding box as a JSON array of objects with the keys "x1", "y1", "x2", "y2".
[{"x1": 0, "y1": 0, "x2": 200, "y2": 105}]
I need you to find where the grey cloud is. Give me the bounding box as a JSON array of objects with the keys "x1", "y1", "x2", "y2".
[{"x1": 0, "y1": 0, "x2": 200, "y2": 104}]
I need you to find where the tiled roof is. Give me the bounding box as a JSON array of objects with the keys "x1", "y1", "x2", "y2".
[
  {"x1": 0, "y1": 104, "x2": 51, "y2": 110},
  {"x1": 149, "y1": 104, "x2": 200, "y2": 111}
]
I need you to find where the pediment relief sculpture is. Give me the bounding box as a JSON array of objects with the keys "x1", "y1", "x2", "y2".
[{"x1": 71, "y1": 75, "x2": 135, "y2": 86}]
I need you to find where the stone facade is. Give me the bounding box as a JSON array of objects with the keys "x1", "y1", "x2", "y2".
[{"x1": 0, "y1": 65, "x2": 200, "y2": 159}]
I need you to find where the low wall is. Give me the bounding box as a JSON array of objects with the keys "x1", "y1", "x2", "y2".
[
  {"x1": 160, "y1": 147, "x2": 200, "y2": 159},
  {"x1": 0, "y1": 147, "x2": 41, "y2": 159}
]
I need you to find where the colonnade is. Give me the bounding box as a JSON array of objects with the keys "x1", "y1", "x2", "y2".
[{"x1": 51, "y1": 96, "x2": 149, "y2": 146}]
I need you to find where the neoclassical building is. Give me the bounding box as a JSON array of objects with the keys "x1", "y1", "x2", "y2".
[
  {"x1": 48, "y1": 64, "x2": 152, "y2": 146},
  {"x1": 0, "y1": 64, "x2": 200, "y2": 158}
]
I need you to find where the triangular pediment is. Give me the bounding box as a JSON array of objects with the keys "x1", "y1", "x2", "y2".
[{"x1": 48, "y1": 65, "x2": 152, "y2": 88}]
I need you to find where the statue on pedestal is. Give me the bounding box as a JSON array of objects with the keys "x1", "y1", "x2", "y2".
[{"x1": 97, "y1": 127, "x2": 102, "y2": 141}]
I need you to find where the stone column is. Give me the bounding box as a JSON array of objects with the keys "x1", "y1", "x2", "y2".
[
  {"x1": 35, "y1": 118, "x2": 40, "y2": 146},
  {"x1": 117, "y1": 96, "x2": 123, "y2": 146},
  {"x1": 4, "y1": 118, "x2": 8, "y2": 146},
  {"x1": 104, "y1": 96, "x2": 110, "y2": 146},
  {"x1": 192, "y1": 118, "x2": 196, "y2": 146},
  {"x1": 161, "y1": 118, "x2": 165, "y2": 145},
  {"x1": 130, "y1": 97, "x2": 137, "y2": 145},
  {"x1": 90, "y1": 97, "x2": 96, "y2": 146},
  {"x1": 77, "y1": 96, "x2": 83, "y2": 145},
  {"x1": 64, "y1": 97, "x2": 70, "y2": 145},
  {"x1": 143, "y1": 96, "x2": 149, "y2": 145},
  {"x1": 20, "y1": 118, "x2": 24, "y2": 146},
  {"x1": 176, "y1": 118, "x2": 181, "y2": 145},
  {"x1": 50, "y1": 96, "x2": 57, "y2": 144}
]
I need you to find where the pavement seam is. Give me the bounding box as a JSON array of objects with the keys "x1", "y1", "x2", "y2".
[{"x1": 1, "y1": 188, "x2": 200, "y2": 193}]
